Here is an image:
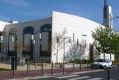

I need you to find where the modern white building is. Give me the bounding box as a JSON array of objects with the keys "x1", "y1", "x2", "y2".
[{"x1": 0, "y1": 11, "x2": 114, "y2": 63}]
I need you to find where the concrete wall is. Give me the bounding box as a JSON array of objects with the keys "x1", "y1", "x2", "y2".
[
  {"x1": 2, "y1": 17, "x2": 52, "y2": 61},
  {"x1": 52, "y1": 11, "x2": 103, "y2": 63}
]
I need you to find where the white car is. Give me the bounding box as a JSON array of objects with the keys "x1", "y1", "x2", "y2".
[{"x1": 92, "y1": 59, "x2": 112, "y2": 69}]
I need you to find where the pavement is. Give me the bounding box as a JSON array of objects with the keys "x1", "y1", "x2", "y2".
[
  {"x1": 8, "y1": 69, "x2": 103, "y2": 80},
  {"x1": 11, "y1": 66, "x2": 119, "y2": 80},
  {"x1": 0, "y1": 63, "x2": 104, "y2": 80},
  {"x1": 0, "y1": 63, "x2": 90, "y2": 70}
]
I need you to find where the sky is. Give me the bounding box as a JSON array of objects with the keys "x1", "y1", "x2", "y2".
[{"x1": 0, "y1": 0, "x2": 119, "y2": 27}]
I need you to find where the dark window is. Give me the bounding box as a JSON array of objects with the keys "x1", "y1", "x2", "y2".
[
  {"x1": 23, "y1": 26, "x2": 34, "y2": 59},
  {"x1": 40, "y1": 24, "x2": 51, "y2": 57}
]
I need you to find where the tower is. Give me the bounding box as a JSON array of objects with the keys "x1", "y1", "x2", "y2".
[{"x1": 103, "y1": 0, "x2": 113, "y2": 28}]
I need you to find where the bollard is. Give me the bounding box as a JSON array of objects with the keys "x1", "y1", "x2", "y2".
[
  {"x1": 27, "y1": 58, "x2": 29, "y2": 77},
  {"x1": 13, "y1": 57, "x2": 15, "y2": 78},
  {"x1": 41, "y1": 58, "x2": 44, "y2": 75},
  {"x1": 72, "y1": 62, "x2": 75, "y2": 72},
  {"x1": 12, "y1": 56, "x2": 16, "y2": 78},
  {"x1": 87, "y1": 63, "x2": 88, "y2": 70},
  {"x1": 79, "y1": 63, "x2": 81, "y2": 71},
  {"x1": 63, "y1": 62, "x2": 65, "y2": 74},
  {"x1": 51, "y1": 62, "x2": 53, "y2": 75},
  {"x1": 107, "y1": 69, "x2": 110, "y2": 80},
  {"x1": 98, "y1": 62, "x2": 99, "y2": 69}
]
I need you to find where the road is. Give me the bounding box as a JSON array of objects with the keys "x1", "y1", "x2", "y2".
[{"x1": 33, "y1": 66, "x2": 119, "y2": 80}]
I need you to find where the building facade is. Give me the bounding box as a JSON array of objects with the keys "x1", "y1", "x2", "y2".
[
  {"x1": 2, "y1": 17, "x2": 52, "y2": 62},
  {"x1": 0, "y1": 11, "x2": 114, "y2": 63}
]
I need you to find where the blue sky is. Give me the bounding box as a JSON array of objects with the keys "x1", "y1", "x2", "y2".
[{"x1": 0, "y1": 0, "x2": 119, "y2": 26}]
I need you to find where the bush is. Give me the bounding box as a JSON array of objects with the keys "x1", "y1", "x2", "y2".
[
  {"x1": 68, "y1": 59, "x2": 93, "y2": 64},
  {"x1": 112, "y1": 60, "x2": 119, "y2": 65}
]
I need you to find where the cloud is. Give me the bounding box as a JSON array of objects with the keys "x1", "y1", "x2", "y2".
[{"x1": 2, "y1": 0, "x2": 30, "y2": 7}]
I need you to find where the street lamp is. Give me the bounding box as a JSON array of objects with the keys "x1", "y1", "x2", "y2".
[
  {"x1": 31, "y1": 34, "x2": 36, "y2": 62},
  {"x1": 62, "y1": 36, "x2": 71, "y2": 74},
  {"x1": 55, "y1": 36, "x2": 60, "y2": 64},
  {"x1": 0, "y1": 34, "x2": 3, "y2": 59},
  {"x1": 8, "y1": 33, "x2": 17, "y2": 70},
  {"x1": 31, "y1": 32, "x2": 42, "y2": 62}
]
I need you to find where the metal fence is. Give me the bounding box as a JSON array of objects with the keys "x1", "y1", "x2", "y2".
[{"x1": 0, "y1": 56, "x2": 94, "y2": 79}]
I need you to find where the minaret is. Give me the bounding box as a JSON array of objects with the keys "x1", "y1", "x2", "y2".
[
  {"x1": 104, "y1": 0, "x2": 107, "y2": 6},
  {"x1": 103, "y1": 0, "x2": 113, "y2": 28}
]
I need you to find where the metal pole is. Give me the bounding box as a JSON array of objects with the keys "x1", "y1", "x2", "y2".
[
  {"x1": 107, "y1": 69, "x2": 110, "y2": 80},
  {"x1": 63, "y1": 61, "x2": 65, "y2": 74},
  {"x1": 51, "y1": 62, "x2": 53, "y2": 75},
  {"x1": 63, "y1": 38, "x2": 65, "y2": 74},
  {"x1": 72, "y1": 60, "x2": 75, "y2": 72},
  {"x1": 110, "y1": 52, "x2": 111, "y2": 61},
  {"x1": 73, "y1": 33, "x2": 75, "y2": 42},
  {"x1": 87, "y1": 63, "x2": 88, "y2": 70},
  {"x1": 13, "y1": 56, "x2": 15, "y2": 78},
  {"x1": 79, "y1": 60, "x2": 81, "y2": 71},
  {"x1": 98, "y1": 61, "x2": 99, "y2": 69},
  {"x1": 27, "y1": 58, "x2": 29, "y2": 76},
  {"x1": 41, "y1": 58, "x2": 44, "y2": 75},
  {"x1": 56, "y1": 44, "x2": 58, "y2": 64},
  {"x1": 56, "y1": 36, "x2": 59, "y2": 64}
]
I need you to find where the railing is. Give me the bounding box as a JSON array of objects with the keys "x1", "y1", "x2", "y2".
[{"x1": 0, "y1": 56, "x2": 94, "y2": 79}]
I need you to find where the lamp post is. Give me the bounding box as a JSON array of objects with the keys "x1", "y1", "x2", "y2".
[
  {"x1": 31, "y1": 32, "x2": 42, "y2": 62},
  {"x1": 56, "y1": 36, "x2": 59, "y2": 64},
  {"x1": 63, "y1": 37, "x2": 71, "y2": 74},
  {"x1": 8, "y1": 33, "x2": 17, "y2": 70},
  {"x1": 31, "y1": 34, "x2": 35, "y2": 61},
  {"x1": 0, "y1": 33, "x2": 3, "y2": 58}
]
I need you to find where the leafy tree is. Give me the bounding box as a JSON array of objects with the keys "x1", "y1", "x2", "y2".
[{"x1": 92, "y1": 26, "x2": 119, "y2": 60}]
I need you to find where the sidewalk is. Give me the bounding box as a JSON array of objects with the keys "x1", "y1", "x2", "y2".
[
  {"x1": 0, "y1": 63, "x2": 90, "y2": 70},
  {"x1": 8, "y1": 69, "x2": 103, "y2": 80},
  {"x1": 0, "y1": 63, "x2": 96, "y2": 80}
]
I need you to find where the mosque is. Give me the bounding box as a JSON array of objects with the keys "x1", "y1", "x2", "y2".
[{"x1": 0, "y1": 0, "x2": 114, "y2": 63}]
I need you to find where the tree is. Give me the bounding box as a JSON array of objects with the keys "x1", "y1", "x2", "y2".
[
  {"x1": 65, "y1": 39, "x2": 88, "y2": 61},
  {"x1": 52, "y1": 30, "x2": 67, "y2": 63},
  {"x1": 92, "y1": 26, "x2": 119, "y2": 60}
]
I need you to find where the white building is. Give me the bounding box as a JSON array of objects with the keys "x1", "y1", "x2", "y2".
[{"x1": 0, "y1": 11, "x2": 114, "y2": 63}]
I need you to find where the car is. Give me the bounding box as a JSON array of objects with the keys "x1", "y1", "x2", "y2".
[{"x1": 91, "y1": 59, "x2": 112, "y2": 69}]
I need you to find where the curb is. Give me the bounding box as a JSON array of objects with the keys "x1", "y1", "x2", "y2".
[
  {"x1": 8, "y1": 76, "x2": 53, "y2": 80},
  {"x1": 71, "y1": 69, "x2": 103, "y2": 74}
]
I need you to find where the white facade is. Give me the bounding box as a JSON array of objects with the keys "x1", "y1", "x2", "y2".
[
  {"x1": 52, "y1": 11, "x2": 105, "y2": 63},
  {"x1": 0, "y1": 11, "x2": 115, "y2": 63},
  {"x1": 0, "y1": 21, "x2": 9, "y2": 31}
]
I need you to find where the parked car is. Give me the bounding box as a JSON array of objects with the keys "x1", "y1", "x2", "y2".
[{"x1": 91, "y1": 59, "x2": 112, "y2": 69}]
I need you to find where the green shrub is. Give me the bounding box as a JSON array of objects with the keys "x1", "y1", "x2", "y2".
[
  {"x1": 68, "y1": 59, "x2": 93, "y2": 64},
  {"x1": 112, "y1": 60, "x2": 119, "y2": 65}
]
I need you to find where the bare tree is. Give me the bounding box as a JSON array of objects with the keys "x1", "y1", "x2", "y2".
[
  {"x1": 52, "y1": 30, "x2": 67, "y2": 63},
  {"x1": 65, "y1": 39, "x2": 88, "y2": 61}
]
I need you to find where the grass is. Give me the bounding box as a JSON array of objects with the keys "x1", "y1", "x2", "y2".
[{"x1": 0, "y1": 68, "x2": 10, "y2": 71}]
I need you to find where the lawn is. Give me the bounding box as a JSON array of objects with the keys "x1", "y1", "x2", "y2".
[{"x1": 0, "y1": 68, "x2": 10, "y2": 71}]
